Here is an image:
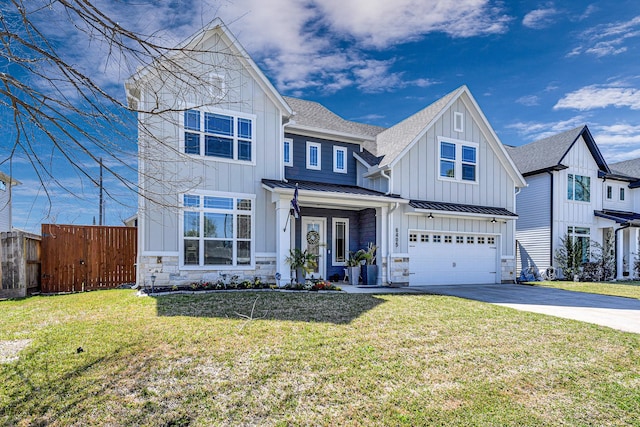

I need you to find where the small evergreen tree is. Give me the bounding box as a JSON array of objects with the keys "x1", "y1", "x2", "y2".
[{"x1": 554, "y1": 233, "x2": 583, "y2": 279}]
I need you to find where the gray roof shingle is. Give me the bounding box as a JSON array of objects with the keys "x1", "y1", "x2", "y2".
[
  {"x1": 375, "y1": 86, "x2": 461, "y2": 167},
  {"x1": 609, "y1": 158, "x2": 640, "y2": 180},
  {"x1": 506, "y1": 125, "x2": 609, "y2": 176},
  {"x1": 284, "y1": 96, "x2": 385, "y2": 140}
]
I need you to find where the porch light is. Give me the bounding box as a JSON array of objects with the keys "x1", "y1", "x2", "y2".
[
  {"x1": 491, "y1": 218, "x2": 497, "y2": 223},
  {"x1": 428, "y1": 213, "x2": 434, "y2": 219}
]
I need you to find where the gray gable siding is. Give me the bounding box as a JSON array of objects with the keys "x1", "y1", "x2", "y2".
[
  {"x1": 285, "y1": 133, "x2": 359, "y2": 186},
  {"x1": 515, "y1": 173, "x2": 552, "y2": 271}
]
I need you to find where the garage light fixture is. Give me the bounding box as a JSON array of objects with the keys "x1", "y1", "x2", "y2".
[
  {"x1": 490, "y1": 217, "x2": 497, "y2": 223},
  {"x1": 428, "y1": 213, "x2": 434, "y2": 219}
]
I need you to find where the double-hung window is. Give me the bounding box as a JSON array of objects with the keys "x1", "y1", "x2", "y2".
[
  {"x1": 439, "y1": 138, "x2": 477, "y2": 182},
  {"x1": 333, "y1": 146, "x2": 347, "y2": 173},
  {"x1": 284, "y1": 138, "x2": 293, "y2": 167},
  {"x1": 567, "y1": 174, "x2": 590, "y2": 202},
  {"x1": 306, "y1": 142, "x2": 321, "y2": 170},
  {"x1": 183, "y1": 109, "x2": 255, "y2": 162},
  {"x1": 182, "y1": 193, "x2": 254, "y2": 267}
]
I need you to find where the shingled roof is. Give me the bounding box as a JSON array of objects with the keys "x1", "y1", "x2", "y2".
[
  {"x1": 284, "y1": 96, "x2": 385, "y2": 140},
  {"x1": 609, "y1": 158, "x2": 640, "y2": 180},
  {"x1": 374, "y1": 86, "x2": 461, "y2": 168},
  {"x1": 506, "y1": 125, "x2": 609, "y2": 176}
]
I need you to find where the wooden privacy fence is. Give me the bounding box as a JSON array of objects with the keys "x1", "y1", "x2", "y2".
[
  {"x1": 0, "y1": 231, "x2": 41, "y2": 299},
  {"x1": 41, "y1": 224, "x2": 137, "y2": 294}
]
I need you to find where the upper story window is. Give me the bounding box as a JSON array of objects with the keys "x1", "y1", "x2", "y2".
[
  {"x1": 183, "y1": 109, "x2": 255, "y2": 162},
  {"x1": 439, "y1": 138, "x2": 478, "y2": 182},
  {"x1": 620, "y1": 187, "x2": 625, "y2": 201},
  {"x1": 453, "y1": 112, "x2": 464, "y2": 133},
  {"x1": 284, "y1": 138, "x2": 293, "y2": 167},
  {"x1": 567, "y1": 174, "x2": 590, "y2": 202},
  {"x1": 606, "y1": 185, "x2": 612, "y2": 199},
  {"x1": 182, "y1": 193, "x2": 254, "y2": 267},
  {"x1": 306, "y1": 142, "x2": 321, "y2": 170},
  {"x1": 333, "y1": 146, "x2": 347, "y2": 173}
]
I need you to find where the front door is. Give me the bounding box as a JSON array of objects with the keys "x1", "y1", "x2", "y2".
[{"x1": 301, "y1": 217, "x2": 326, "y2": 279}]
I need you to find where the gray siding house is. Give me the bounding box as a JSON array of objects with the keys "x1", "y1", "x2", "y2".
[
  {"x1": 127, "y1": 19, "x2": 526, "y2": 288},
  {"x1": 508, "y1": 126, "x2": 640, "y2": 279}
]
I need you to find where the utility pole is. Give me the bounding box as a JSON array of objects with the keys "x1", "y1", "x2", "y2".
[{"x1": 99, "y1": 157, "x2": 104, "y2": 226}]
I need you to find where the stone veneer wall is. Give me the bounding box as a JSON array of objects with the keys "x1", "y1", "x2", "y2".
[
  {"x1": 501, "y1": 258, "x2": 516, "y2": 284},
  {"x1": 388, "y1": 257, "x2": 410, "y2": 286},
  {"x1": 137, "y1": 255, "x2": 278, "y2": 288}
]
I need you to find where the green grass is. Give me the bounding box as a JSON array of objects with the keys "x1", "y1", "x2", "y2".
[
  {"x1": 532, "y1": 280, "x2": 640, "y2": 299},
  {"x1": 1, "y1": 290, "x2": 639, "y2": 426}
]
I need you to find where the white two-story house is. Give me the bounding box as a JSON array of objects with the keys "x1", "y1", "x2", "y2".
[
  {"x1": 126, "y1": 19, "x2": 526, "y2": 287},
  {"x1": 508, "y1": 126, "x2": 640, "y2": 279}
]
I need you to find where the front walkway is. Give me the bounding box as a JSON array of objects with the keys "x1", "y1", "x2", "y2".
[{"x1": 341, "y1": 283, "x2": 640, "y2": 334}]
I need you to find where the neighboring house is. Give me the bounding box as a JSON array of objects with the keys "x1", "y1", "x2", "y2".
[
  {"x1": 0, "y1": 171, "x2": 20, "y2": 232},
  {"x1": 507, "y1": 126, "x2": 640, "y2": 279},
  {"x1": 126, "y1": 19, "x2": 526, "y2": 287}
]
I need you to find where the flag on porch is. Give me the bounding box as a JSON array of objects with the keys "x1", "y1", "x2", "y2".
[{"x1": 291, "y1": 184, "x2": 301, "y2": 219}]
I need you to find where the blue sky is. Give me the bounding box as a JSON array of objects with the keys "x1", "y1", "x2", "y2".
[{"x1": 3, "y1": 0, "x2": 640, "y2": 232}]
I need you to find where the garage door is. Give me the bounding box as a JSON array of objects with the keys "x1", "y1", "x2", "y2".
[{"x1": 408, "y1": 232, "x2": 498, "y2": 285}]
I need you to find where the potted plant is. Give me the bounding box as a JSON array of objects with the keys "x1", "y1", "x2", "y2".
[
  {"x1": 285, "y1": 248, "x2": 317, "y2": 284},
  {"x1": 346, "y1": 251, "x2": 364, "y2": 286},
  {"x1": 360, "y1": 243, "x2": 378, "y2": 286}
]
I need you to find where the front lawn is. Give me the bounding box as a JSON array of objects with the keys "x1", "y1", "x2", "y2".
[
  {"x1": 1, "y1": 290, "x2": 639, "y2": 426},
  {"x1": 531, "y1": 280, "x2": 640, "y2": 299}
]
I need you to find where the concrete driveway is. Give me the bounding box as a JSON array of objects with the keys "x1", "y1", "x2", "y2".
[{"x1": 414, "y1": 283, "x2": 640, "y2": 334}]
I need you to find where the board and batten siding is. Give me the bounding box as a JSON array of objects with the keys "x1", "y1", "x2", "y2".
[
  {"x1": 515, "y1": 173, "x2": 552, "y2": 271},
  {"x1": 390, "y1": 97, "x2": 516, "y2": 257},
  {"x1": 602, "y1": 179, "x2": 633, "y2": 212},
  {"x1": 284, "y1": 134, "x2": 359, "y2": 186},
  {"x1": 551, "y1": 135, "x2": 604, "y2": 251},
  {"x1": 138, "y1": 32, "x2": 283, "y2": 255}
]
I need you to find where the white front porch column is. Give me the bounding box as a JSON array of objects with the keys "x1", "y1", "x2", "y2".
[
  {"x1": 275, "y1": 198, "x2": 292, "y2": 286},
  {"x1": 617, "y1": 228, "x2": 626, "y2": 280},
  {"x1": 376, "y1": 205, "x2": 388, "y2": 285},
  {"x1": 632, "y1": 228, "x2": 639, "y2": 279}
]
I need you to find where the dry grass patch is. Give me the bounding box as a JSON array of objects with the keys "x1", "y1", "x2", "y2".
[{"x1": 0, "y1": 290, "x2": 639, "y2": 426}]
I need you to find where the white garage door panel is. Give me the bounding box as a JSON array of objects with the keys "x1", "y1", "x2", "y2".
[{"x1": 409, "y1": 233, "x2": 497, "y2": 285}]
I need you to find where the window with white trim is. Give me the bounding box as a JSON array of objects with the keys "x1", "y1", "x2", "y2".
[
  {"x1": 182, "y1": 193, "x2": 254, "y2": 267},
  {"x1": 284, "y1": 138, "x2": 293, "y2": 167},
  {"x1": 606, "y1": 185, "x2": 612, "y2": 199},
  {"x1": 620, "y1": 187, "x2": 625, "y2": 201},
  {"x1": 306, "y1": 142, "x2": 321, "y2": 170},
  {"x1": 183, "y1": 109, "x2": 255, "y2": 162},
  {"x1": 454, "y1": 112, "x2": 464, "y2": 133},
  {"x1": 567, "y1": 174, "x2": 590, "y2": 202},
  {"x1": 439, "y1": 138, "x2": 478, "y2": 182},
  {"x1": 332, "y1": 218, "x2": 349, "y2": 265},
  {"x1": 568, "y1": 226, "x2": 590, "y2": 263},
  {"x1": 333, "y1": 146, "x2": 347, "y2": 173}
]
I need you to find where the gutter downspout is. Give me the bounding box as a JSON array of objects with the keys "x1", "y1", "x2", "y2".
[
  {"x1": 615, "y1": 223, "x2": 630, "y2": 278},
  {"x1": 387, "y1": 202, "x2": 399, "y2": 285},
  {"x1": 381, "y1": 168, "x2": 392, "y2": 195}
]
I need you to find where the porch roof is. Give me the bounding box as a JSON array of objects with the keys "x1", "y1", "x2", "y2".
[
  {"x1": 409, "y1": 200, "x2": 518, "y2": 218},
  {"x1": 594, "y1": 209, "x2": 640, "y2": 226},
  {"x1": 262, "y1": 179, "x2": 404, "y2": 203}
]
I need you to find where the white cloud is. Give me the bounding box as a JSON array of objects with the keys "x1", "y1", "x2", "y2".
[
  {"x1": 571, "y1": 15, "x2": 640, "y2": 57},
  {"x1": 515, "y1": 95, "x2": 540, "y2": 106},
  {"x1": 506, "y1": 116, "x2": 587, "y2": 141},
  {"x1": 554, "y1": 85, "x2": 640, "y2": 110},
  {"x1": 522, "y1": 7, "x2": 558, "y2": 29}
]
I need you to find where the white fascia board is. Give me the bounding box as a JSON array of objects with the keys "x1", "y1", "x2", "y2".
[{"x1": 285, "y1": 123, "x2": 376, "y2": 144}]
